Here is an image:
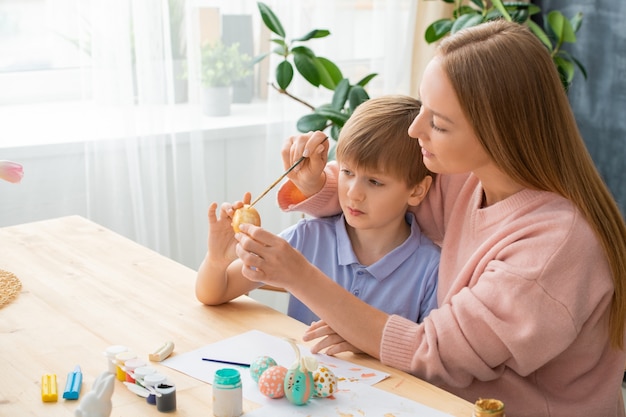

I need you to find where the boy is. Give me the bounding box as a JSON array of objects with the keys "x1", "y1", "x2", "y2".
[{"x1": 196, "y1": 95, "x2": 439, "y2": 325}]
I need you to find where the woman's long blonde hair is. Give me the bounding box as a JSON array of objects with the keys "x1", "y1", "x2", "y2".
[{"x1": 438, "y1": 19, "x2": 626, "y2": 348}]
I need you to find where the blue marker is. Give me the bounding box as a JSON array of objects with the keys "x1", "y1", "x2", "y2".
[{"x1": 62, "y1": 365, "x2": 82, "y2": 400}]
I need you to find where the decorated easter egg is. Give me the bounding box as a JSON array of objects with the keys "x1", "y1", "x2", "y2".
[
  {"x1": 313, "y1": 366, "x2": 338, "y2": 398},
  {"x1": 250, "y1": 356, "x2": 277, "y2": 383},
  {"x1": 284, "y1": 366, "x2": 314, "y2": 405},
  {"x1": 258, "y1": 365, "x2": 287, "y2": 399}
]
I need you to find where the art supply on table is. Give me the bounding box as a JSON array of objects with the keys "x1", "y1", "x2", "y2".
[
  {"x1": 122, "y1": 358, "x2": 147, "y2": 383},
  {"x1": 41, "y1": 373, "x2": 58, "y2": 402},
  {"x1": 155, "y1": 383, "x2": 177, "y2": 412},
  {"x1": 202, "y1": 358, "x2": 250, "y2": 368},
  {"x1": 62, "y1": 365, "x2": 83, "y2": 400},
  {"x1": 149, "y1": 341, "x2": 175, "y2": 362},
  {"x1": 103, "y1": 344, "x2": 128, "y2": 374},
  {"x1": 212, "y1": 368, "x2": 242, "y2": 417},
  {"x1": 114, "y1": 351, "x2": 137, "y2": 381},
  {"x1": 131, "y1": 365, "x2": 157, "y2": 386},
  {"x1": 142, "y1": 372, "x2": 168, "y2": 405}
]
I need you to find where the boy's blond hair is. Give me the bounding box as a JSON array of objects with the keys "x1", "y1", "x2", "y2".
[{"x1": 336, "y1": 95, "x2": 430, "y2": 187}]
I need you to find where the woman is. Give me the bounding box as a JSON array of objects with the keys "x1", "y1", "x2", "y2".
[{"x1": 234, "y1": 20, "x2": 626, "y2": 416}]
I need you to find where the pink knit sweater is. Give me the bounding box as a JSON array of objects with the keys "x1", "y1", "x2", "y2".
[{"x1": 278, "y1": 164, "x2": 626, "y2": 417}]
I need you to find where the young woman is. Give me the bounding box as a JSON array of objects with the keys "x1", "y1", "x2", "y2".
[{"x1": 233, "y1": 20, "x2": 626, "y2": 416}]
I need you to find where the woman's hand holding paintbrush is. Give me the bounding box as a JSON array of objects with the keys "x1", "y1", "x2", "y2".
[{"x1": 231, "y1": 133, "x2": 329, "y2": 233}]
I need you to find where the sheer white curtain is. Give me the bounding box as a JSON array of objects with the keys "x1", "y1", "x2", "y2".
[{"x1": 0, "y1": 0, "x2": 417, "y2": 275}]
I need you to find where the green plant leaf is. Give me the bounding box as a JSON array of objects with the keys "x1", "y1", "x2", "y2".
[
  {"x1": 331, "y1": 79, "x2": 350, "y2": 110},
  {"x1": 271, "y1": 42, "x2": 287, "y2": 56},
  {"x1": 291, "y1": 45, "x2": 316, "y2": 58},
  {"x1": 470, "y1": 0, "x2": 485, "y2": 10},
  {"x1": 251, "y1": 52, "x2": 269, "y2": 65},
  {"x1": 570, "y1": 12, "x2": 583, "y2": 33},
  {"x1": 451, "y1": 13, "x2": 483, "y2": 34},
  {"x1": 293, "y1": 29, "x2": 331, "y2": 42},
  {"x1": 315, "y1": 105, "x2": 350, "y2": 126},
  {"x1": 548, "y1": 10, "x2": 576, "y2": 43},
  {"x1": 425, "y1": 19, "x2": 453, "y2": 43},
  {"x1": 571, "y1": 55, "x2": 588, "y2": 79},
  {"x1": 555, "y1": 50, "x2": 587, "y2": 80},
  {"x1": 454, "y1": 5, "x2": 477, "y2": 19},
  {"x1": 293, "y1": 50, "x2": 321, "y2": 87},
  {"x1": 527, "y1": 20, "x2": 552, "y2": 50},
  {"x1": 315, "y1": 57, "x2": 343, "y2": 90},
  {"x1": 276, "y1": 60, "x2": 294, "y2": 90},
  {"x1": 297, "y1": 113, "x2": 328, "y2": 133},
  {"x1": 554, "y1": 56, "x2": 575, "y2": 85},
  {"x1": 491, "y1": 0, "x2": 512, "y2": 21},
  {"x1": 348, "y1": 86, "x2": 370, "y2": 111},
  {"x1": 355, "y1": 73, "x2": 378, "y2": 87},
  {"x1": 510, "y1": 8, "x2": 529, "y2": 24},
  {"x1": 257, "y1": 2, "x2": 285, "y2": 38}
]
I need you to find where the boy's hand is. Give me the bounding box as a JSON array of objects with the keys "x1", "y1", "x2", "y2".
[
  {"x1": 281, "y1": 131, "x2": 329, "y2": 197},
  {"x1": 207, "y1": 193, "x2": 251, "y2": 265}
]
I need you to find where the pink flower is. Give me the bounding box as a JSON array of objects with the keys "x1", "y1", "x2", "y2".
[{"x1": 0, "y1": 160, "x2": 24, "y2": 183}]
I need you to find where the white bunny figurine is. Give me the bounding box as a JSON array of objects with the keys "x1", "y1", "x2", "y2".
[{"x1": 75, "y1": 372, "x2": 115, "y2": 417}]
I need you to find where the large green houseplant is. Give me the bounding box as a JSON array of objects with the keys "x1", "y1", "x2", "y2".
[
  {"x1": 424, "y1": 0, "x2": 586, "y2": 91},
  {"x1": 255, "y1": 2, "x2": 377, "y2": 144}
]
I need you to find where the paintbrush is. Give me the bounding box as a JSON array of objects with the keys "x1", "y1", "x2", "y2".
[{"x1": 249, "y1": 136, "x2": 328, "y2": 208}]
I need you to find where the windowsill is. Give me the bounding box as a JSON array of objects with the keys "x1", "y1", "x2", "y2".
[{"x1": 0, "y1": 99, "x2": 304, "y2": 149}]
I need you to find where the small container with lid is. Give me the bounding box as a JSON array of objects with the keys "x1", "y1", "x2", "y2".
[
  {"x1": 103, "y1": 345, "x2": 128, "y2": 374},
  {"x1": 155, "y1": 383, "x2": 177, "y2": 412},
  {"x1": 123, "y1": 358, "x2": 147, "y2": 383},
  {"x1": 132, "y1": 365, "x2": 156, "y2": 386},
  {"x1": 143, "y1": 372, "x2": 168, "y2": 405},
  {"x1": 473, "y1": 398, "x2": 505, "y2": 417},
  {"x1": 114, "y1": 351, "x2": 137, "y2": 381},
  {"x1": 212, "y1": 368, "x2": 242, "y2": 417}
]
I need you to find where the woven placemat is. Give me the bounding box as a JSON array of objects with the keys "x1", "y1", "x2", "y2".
[{"x1": 0, "y1": 269, "x2": 22, "y2": 309}]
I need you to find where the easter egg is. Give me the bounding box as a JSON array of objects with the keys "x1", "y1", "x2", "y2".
[
  {"x1": 232, "y1": 204, "x2": 261, "y2": 233},
  {"x1": 284, "y1": 366, "x2": 314, "y2": 405},
  {"x1": 258, "y1": 365, "x2": 287, "y2": 399},
  {"x1": 313, "y1": 366, "x2": 338, "y2": 398},
  {"x1": 250, "y1": 356, "x2": 277, "y2": 383}
]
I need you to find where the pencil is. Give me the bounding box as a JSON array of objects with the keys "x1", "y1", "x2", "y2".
[{"x1": 202, "y1": 358, "x2": 250, "y2": 368}]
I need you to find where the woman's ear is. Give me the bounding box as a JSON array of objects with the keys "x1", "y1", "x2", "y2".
[{"x1": 407, "y1": 175, "x2": 433, "y2": 207}]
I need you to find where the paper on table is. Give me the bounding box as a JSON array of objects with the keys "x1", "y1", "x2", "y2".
[
  {"x1": 245, "y1": 379, "x2": 456, "y2": 417},
  {"x1": 161, "y1": 330, "x2": 389, "y2": 404}
]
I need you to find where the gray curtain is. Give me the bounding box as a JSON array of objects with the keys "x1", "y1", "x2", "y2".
[{"x1": 536, "y1": 0, "x2": 626, "y2": 215}]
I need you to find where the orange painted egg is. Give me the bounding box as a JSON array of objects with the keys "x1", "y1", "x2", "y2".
[
  {"x1": 258, "y1": 365, "x2": 287, "y2": 399},
  {"x1": 232, "y1": 204, "x2": 261, "y2": 233}
]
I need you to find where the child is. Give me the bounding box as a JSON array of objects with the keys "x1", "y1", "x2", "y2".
[{"x1": 196, "y1": 95, "x2": 440, "y2": 325}]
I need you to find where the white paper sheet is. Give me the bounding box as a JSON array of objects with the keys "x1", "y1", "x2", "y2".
[{"x1": 162, "y1": 330, "x2": 454, "y2": 417}]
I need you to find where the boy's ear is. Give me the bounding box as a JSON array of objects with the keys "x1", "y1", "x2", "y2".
[{"x1": 407, "y1": 175, "x2": 432, "y2": 206}]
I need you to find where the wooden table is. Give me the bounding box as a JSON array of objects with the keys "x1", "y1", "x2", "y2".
[{"x1": 0, "y1": 215, "x2": 473, "y2": 416}]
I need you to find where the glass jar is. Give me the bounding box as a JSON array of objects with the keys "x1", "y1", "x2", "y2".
[{"x1": 473, "y1": 398, "x2": 505, "y2": 417}]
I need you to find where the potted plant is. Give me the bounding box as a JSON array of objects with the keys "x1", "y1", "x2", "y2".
[
  {"x1": 201, "y1": 40, "x2": 253, "y2": 116},
  {"x1": 255, "y1": 2, "x2": 377, "y2": 150},
  {"x1": 423, "y1": 0, "x2": 586, "y2": 91}
]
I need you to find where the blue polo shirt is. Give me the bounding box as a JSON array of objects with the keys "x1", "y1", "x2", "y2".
[{"x1": 279, "y1": 213, "x2": 439, "y2": 325}]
